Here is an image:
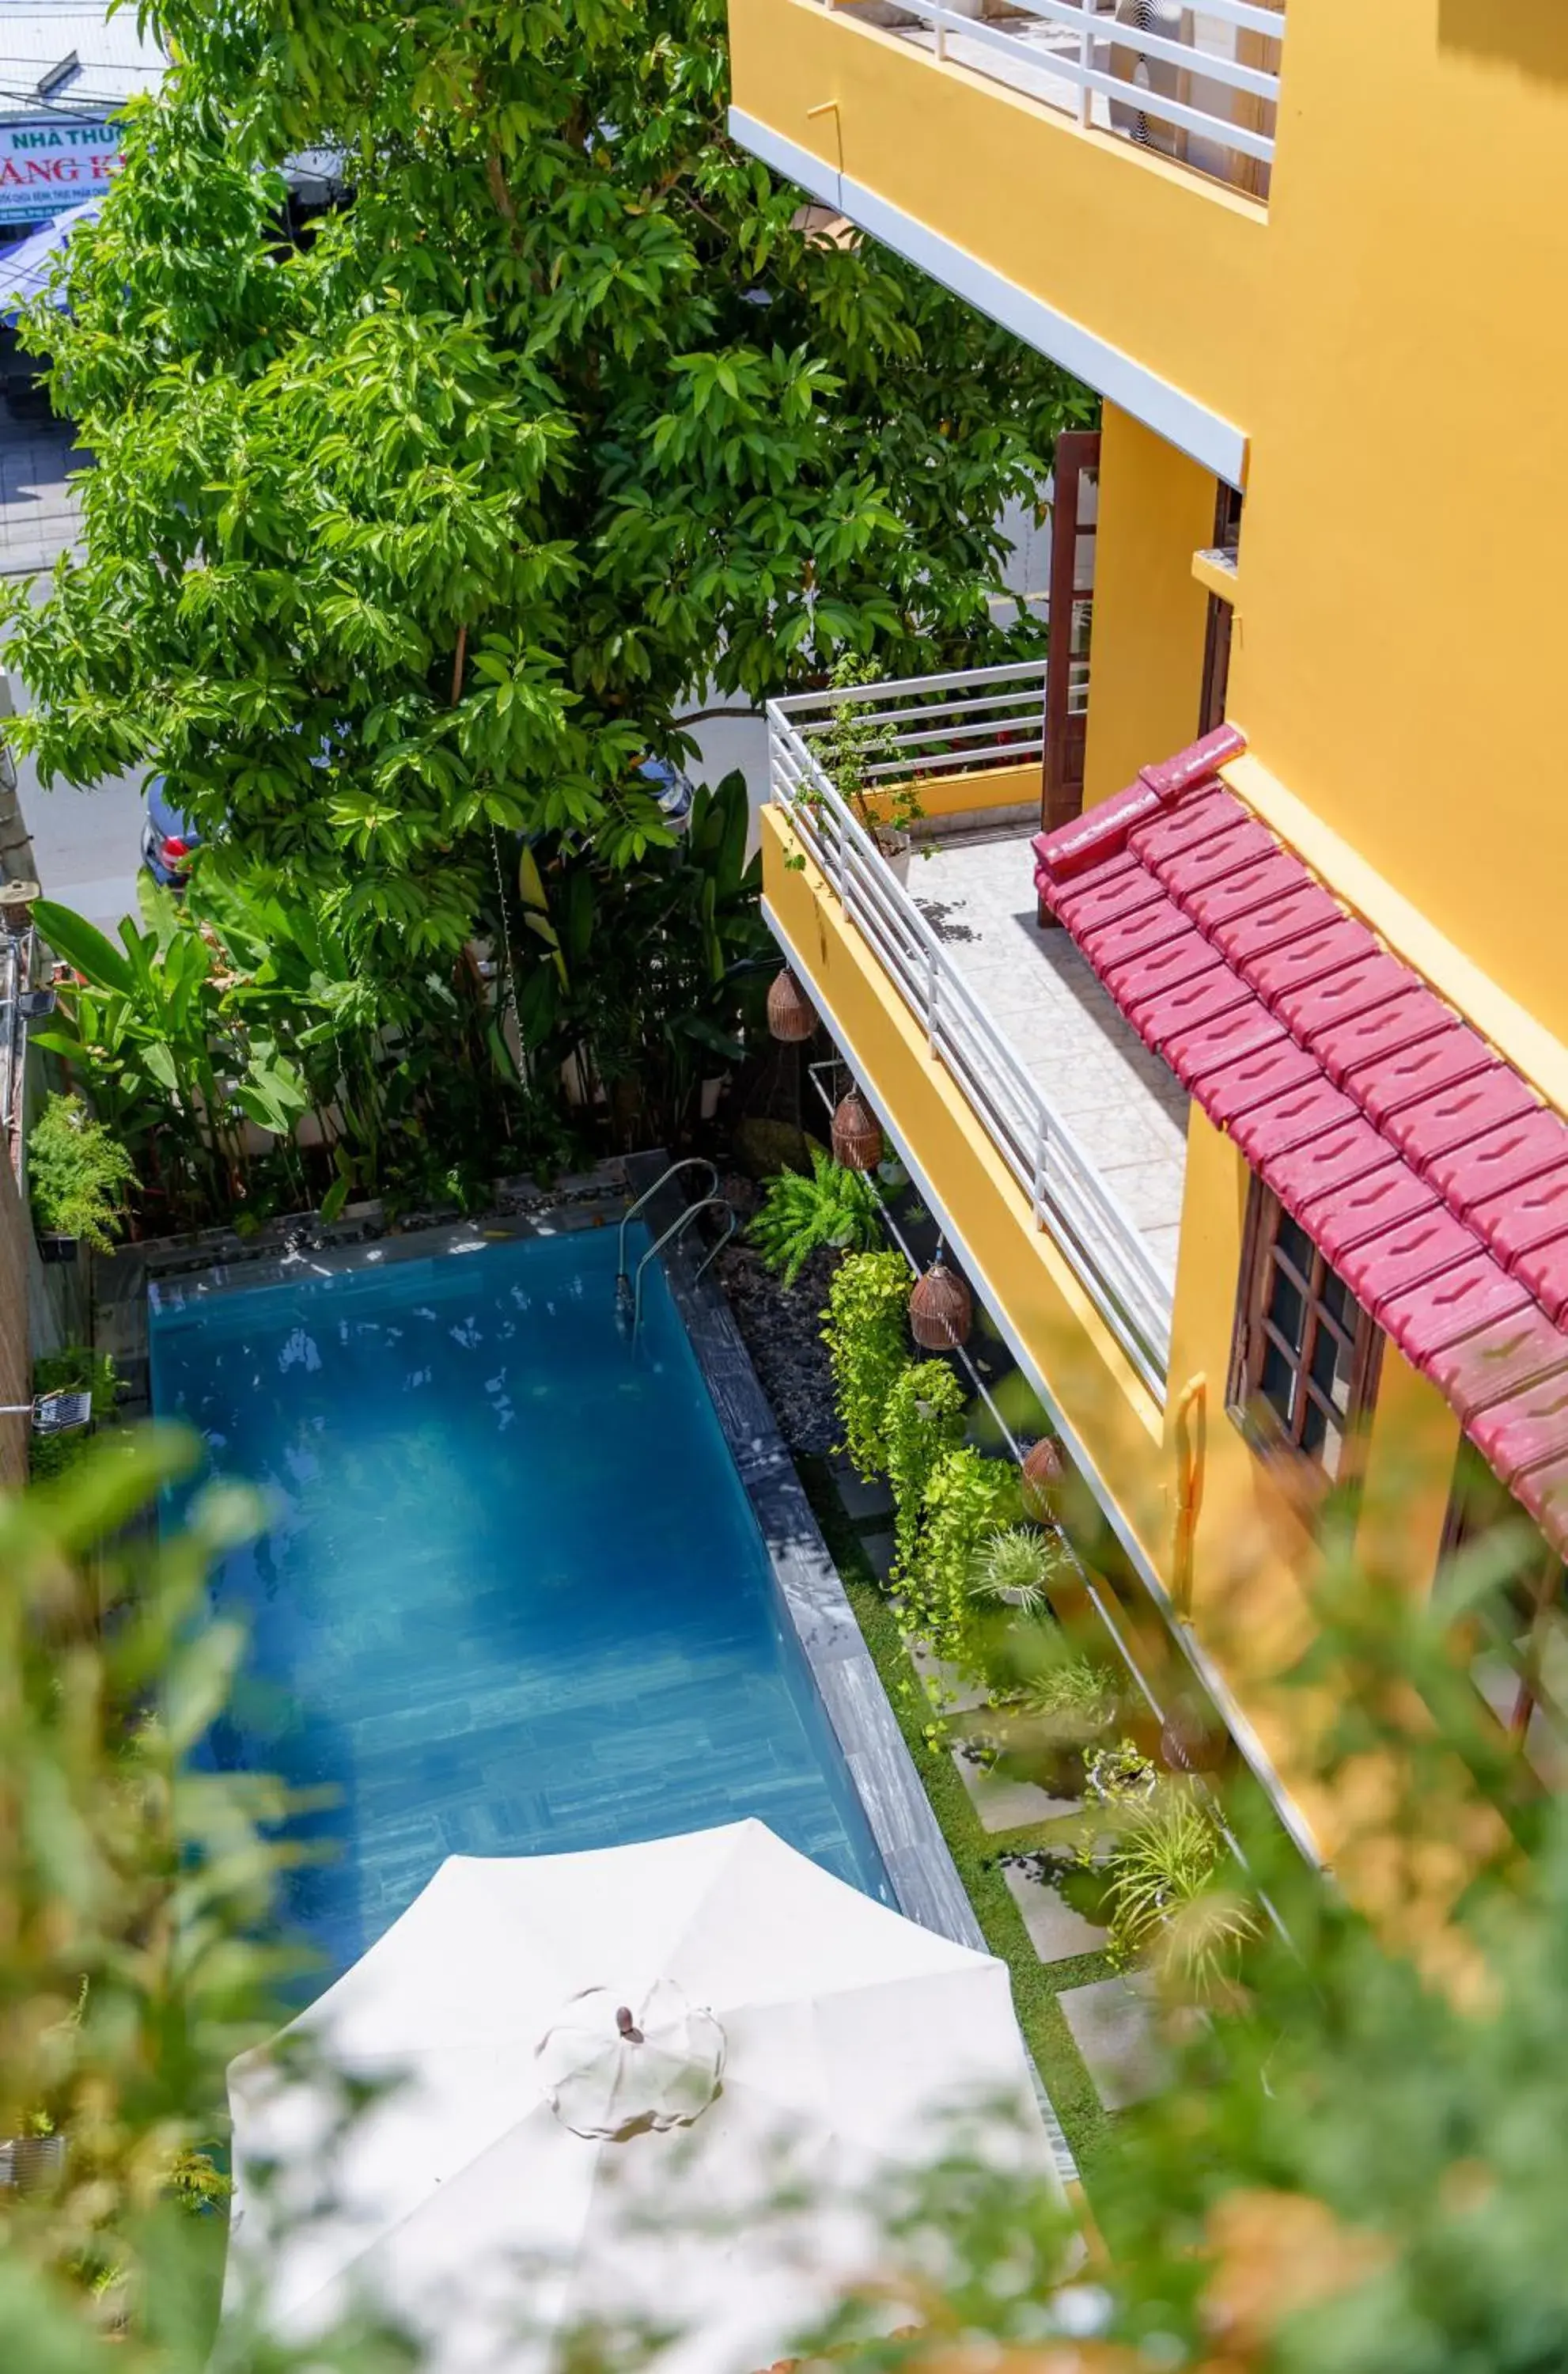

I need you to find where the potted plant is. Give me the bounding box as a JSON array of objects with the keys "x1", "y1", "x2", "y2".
[
  {"x1": 800, "y1": 655, "x2": 926, "y2": 883},
  {"x1": 1094, "y1": 1779, "x2": 1258, "y2": 2007},
  {"x1": 27, "y1": 1091, "x2": 135, "y2": 1262},
  {"x1": 968, "y1": 1523, "x2": 1062, "y2": 1617}
]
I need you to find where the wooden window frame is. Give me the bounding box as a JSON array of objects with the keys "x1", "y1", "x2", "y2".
[
  {"x1": 1198, "y1": 480, "x2": 1243, "y2": 739},
  {"x1": 1226, "y1": 1178, "x2": 1383, "y2": 1504},
  {"x1": 1440, "y1": 1448, "x2": 1568, "y2": 1763}
]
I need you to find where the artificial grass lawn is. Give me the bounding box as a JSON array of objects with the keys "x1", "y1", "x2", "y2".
[{"x1": 797, "y1": 1455, "x2": 1117, "y2": 2184}]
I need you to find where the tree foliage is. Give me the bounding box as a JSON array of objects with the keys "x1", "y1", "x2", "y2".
[
  {"x1": 4, "y1": 0, "x2": 1090, "y2": 977},
  {"x1": 6, "y1": 1435, "x2": 1568, "y2": 2372}
]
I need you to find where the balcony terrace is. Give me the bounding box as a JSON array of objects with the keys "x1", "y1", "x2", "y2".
[
  {"x1": 821, "y1": 0, "x2": 1284, "y2": 203},
  {"x1": 765, "y1": 662, "x2": 1186, "y2": 1397}
]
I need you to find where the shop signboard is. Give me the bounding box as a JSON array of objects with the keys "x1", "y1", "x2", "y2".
[{"x1": 0, "y1": 120, "x2": 120, "y2": 225}]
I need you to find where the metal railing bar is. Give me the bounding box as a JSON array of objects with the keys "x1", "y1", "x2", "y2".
[
  {"x1": 796, "y1": 682, "x2": 1047, "y2": 734},
  {"x1": 855, "y1": 734, "x2": 1045, "y2": 779},
  {"x1": 1077, "y1": 63, "x2": 1276, "y2": 160},
  {"x1": 1086, "y1": 0, "x2": 1286, "y2": 38},
  {"x1": 771, "y1": 658, "x2": 1047, "y2": 713},
  {"x1": 874, "y1": 0, "x2": 1277, "y2": 165},
  {"x1": 771, "y1": 691, "x2": 1174, "y2": 1381},
  {"x1": 1006, "y1": 0, "x2": 1281, "y2": 100},
  {"x1": 825, "y1": 713, "x2": 1044, "y2": 760}
]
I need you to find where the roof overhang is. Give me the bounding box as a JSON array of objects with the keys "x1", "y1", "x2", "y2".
[{"x1": 1034, "y1": 727, "x2": 1568, "y2": 1554}]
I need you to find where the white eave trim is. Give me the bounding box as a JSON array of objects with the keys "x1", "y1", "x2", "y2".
[{"x1": 730, "y1": 106, "x2": 1248, "y2": 489}]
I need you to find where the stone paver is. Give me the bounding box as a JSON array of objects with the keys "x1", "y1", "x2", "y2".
[
  {"x1": 905, "y1": 1636, "x2": 988, "y2": 1714},
  {"x1": 829, "y1": 1454, "x2": 895, "y2": 1521},
  {"x1": 914, "y1": 828, "x2": 1188, "y2": 1284},
  {"x1": 1058, "y1": 1972, "x2": 1162, "y2": 2110},
  {"x1": 950, "y1": 1750, "x2": 1081, "y2": 1832},
  {"x1": 1002, "y1": 1862, "x2": 1108, "y2": 1963},
  {"x1": 859, "y1": 1528, "x2": 896, "y2": 1584}
]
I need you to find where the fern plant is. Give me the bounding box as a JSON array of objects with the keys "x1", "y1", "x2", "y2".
[
  {"x1": 884, "y1": 1360, "x2": 967, "y2": 1583},
  {"x1": 28, "y1": 1092, "x2": 134, "y2": 1249},
  {"x1": 820, "y1": 1249, "x2": 911, "y2": 1477},
  {"x1": 749, "y1": 1150, "x2": 885, "y2": 1287}
]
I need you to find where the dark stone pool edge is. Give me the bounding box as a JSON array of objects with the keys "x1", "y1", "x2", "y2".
[{"x1": 626, "y1": 1157, "x2": 1078, "y2": 2186}]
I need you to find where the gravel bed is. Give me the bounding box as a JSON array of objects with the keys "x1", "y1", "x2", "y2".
[{"x1": 713, "y1": 1175, "x2": 842, "y2": 1458}]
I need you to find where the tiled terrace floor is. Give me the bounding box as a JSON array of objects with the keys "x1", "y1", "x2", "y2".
[{"x1": 912, "y1": 822, "x2": 1190, "y2": 1284}]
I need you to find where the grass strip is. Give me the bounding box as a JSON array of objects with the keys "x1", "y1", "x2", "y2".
[{"x1": 798, "y1": 1455, "x2": 1114, "y2": 2181}]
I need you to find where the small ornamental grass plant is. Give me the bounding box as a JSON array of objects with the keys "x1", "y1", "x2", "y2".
[
  {"x1": 1097, "y1": 1780, "x2": 1259, "y2": 2003},
  {"x1": 968, "y1": 1523, "x2": 1061, "y2": 1617}
]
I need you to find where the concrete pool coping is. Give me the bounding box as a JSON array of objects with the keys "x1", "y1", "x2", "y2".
[{"x1": 106, "y1": 1158, "x2": 1076, "y2": 2183}]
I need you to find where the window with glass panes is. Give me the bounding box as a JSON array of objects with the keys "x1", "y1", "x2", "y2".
[{"x1": 1229, "y1": 1183, "x2": 1381, "y2": 1479}]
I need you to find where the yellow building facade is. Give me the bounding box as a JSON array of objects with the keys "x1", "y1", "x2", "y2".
[{"x1": 733, "y1": 0, "x2": 1568, "y2": 1860}]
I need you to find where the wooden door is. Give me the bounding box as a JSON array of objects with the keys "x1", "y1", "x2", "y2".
[
  {"x1": 1197, "y1": 480, "x2": 1244, "y2": 738},
  {"x1": 1040, "y1": 428, "x2": 1100, "y2": 854}
]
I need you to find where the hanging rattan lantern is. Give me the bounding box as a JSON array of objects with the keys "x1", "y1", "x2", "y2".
[
  {"x1": 1020, "y1": 1435, "x2": 1066, "y2": 1523},
  {"x1": 831, "y1": 1087, "x2": 884, "y2": 1172},
  {"x1": 908, "y1": 1259, "x2": 972, "y2": 1352},
  {"x1": 766, "y1": 967, "x2": 818, "y2": 1044}
]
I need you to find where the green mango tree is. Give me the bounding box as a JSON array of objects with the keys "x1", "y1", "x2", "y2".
[{"x1": 2, "y1": 0, "x2": 1089, "y2": 995}]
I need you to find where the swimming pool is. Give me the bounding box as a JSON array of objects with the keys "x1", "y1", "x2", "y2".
[{"x1": 150, "y1": 1227, "x2": 892, "y2": 1985}]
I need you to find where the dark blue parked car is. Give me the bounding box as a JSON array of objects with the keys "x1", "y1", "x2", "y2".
[
  {"x1": 638, "y1": 754, "x2": 694, "y2": 832},
  {"x1": 140, "y1": 778, "x2": 203, "y2": 889}
]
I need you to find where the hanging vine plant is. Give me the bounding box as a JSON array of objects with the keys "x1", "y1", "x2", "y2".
[
  {"x1": 902, "y1": 1444, "x2": 1017, "y2": 1671},
  {"x1": 820, "y1": 1250, "x2": 912, "y2": 1477},
  {"x1": 883, "y1": 1360, "x2": 967, "y2": 1587}
]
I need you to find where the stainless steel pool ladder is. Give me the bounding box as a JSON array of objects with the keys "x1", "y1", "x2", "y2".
[
  {"x1": 614, "y1": 1159, "x2": 737, "y2": 1339},
  {"x1": 615, "y1": 1158, "x2": 718, "y2": 1322}
]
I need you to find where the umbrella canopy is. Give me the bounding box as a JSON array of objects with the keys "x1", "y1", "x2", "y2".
[
  {"x1": 0, "y1": 200, "x2": 101, "y2": 322},
  {"x1": 225, "y1": 1819, "x2": 1059, "y2": 2374}
]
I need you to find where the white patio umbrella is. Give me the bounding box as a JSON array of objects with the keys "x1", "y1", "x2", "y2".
[{"x1": 224, "y1": 1819, "x2": 1061, "y2": 2374}]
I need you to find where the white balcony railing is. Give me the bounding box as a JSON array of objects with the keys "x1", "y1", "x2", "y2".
[
  {"x1": 822, "y1": 0, "x2": 1285, "y2": 200},
  {"x1": 767, "y1": 661, "x2": 1174, "y2": 1395}
]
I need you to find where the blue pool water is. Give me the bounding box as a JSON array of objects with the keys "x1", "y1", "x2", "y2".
[{"x1": 150, "y1": 1228, "x2": 891, "y2": 1984}]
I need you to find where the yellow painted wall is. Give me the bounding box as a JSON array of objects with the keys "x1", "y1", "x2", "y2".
[
  {"x1": 730, "y1": 0, "x2": 1568, "y2": 1053},
  {"x1": 1081, "y1": 404, "x2": 1217, "y2": 810},
  {"x1": 768, "y1": 813, "x2": 1460, "y2": 1856},
  {"x1": 727, "y1": 0, "x2": 1271, "y2": 437}
]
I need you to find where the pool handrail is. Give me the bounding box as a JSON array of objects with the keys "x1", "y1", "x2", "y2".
[
  {"x1": 615, "y1": 1156, "x2": 721, "y2": 1300},
  {"x1": 631, "y1": 1196, "x2": 738, "y2": 1338}
]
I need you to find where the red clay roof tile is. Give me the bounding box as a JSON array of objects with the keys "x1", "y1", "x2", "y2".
[
  {"x1": 1424, "y1": 1109, "x2": 1568, "y2": 1217},
  {"x1": 1428, "y1": 1308, "x2": 1568, "y2": 1417},
  {"x1": 1385, "y1": 1068, "x2": 1539, "y2": 1165},
  {"x1": 1210, "y1": 882, "x2": 1344, "y2": 970},
  {"x1": 1305, "y1": 1163, "x2": 1441, "y2": 1270},
  {"x1": 1510, "y1": 1231, "x2": 1568, "y2": 1328},
  {"x1": 1337, "y1": 1207, "x2": 1487, "y2": 1321},
  {"x1": 1243, "y1": 913, "x2": 1381, "y2": 1008},
  {"x1": 1029, "y1": 730, "x2": 1568, "y2": 1550},
  {"x1": 1470, "y1": 1163, "x2": 1568, "y2": 1271},
  {"x1": 1379, "y1": 1255, "x2": 1532, "y2": 1366},
  {"x1": 1271, "y1": 949, "x2": 1417, "y2": 1041},
  {"x1": 1266, "y1": 1117, "x2": 1398, "y2": 1216}
]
